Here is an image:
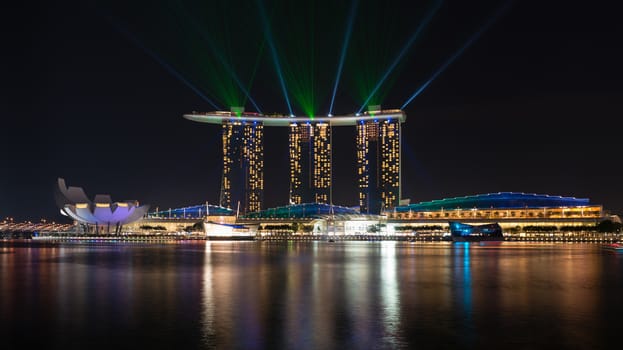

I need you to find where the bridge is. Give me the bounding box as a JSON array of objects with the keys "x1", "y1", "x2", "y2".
[{"x1": 0, "y1": 220, "x2": 74, "y2": 238}]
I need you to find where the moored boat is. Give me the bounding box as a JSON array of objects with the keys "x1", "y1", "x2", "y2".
[
  {"x1": 448, "y1": 221, "x2": 505, "y2": 242},
  {"x1": 203, "y1": 200, "x2": 258, "y2": 240},
  {"x1": 602, "y1": 242, "x2": 623, "y2": 252},
  {"x1": 203, "y1": 220, "x2": 258, "y2": 240}
]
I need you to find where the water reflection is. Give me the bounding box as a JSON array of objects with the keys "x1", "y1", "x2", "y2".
[
  {"x1": 457, "y1": 242, "x2": 472, "y2": 319},
  {"x1": 2, "y1": 241, "x2": 622, "y2": 349},
  {"x1": 380, "y1": 241, "x2": 401, "y2": 347}
]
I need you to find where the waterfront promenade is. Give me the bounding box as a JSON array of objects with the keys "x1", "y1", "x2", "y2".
[
  {"x1": 3, "y1": 218, "x2": 619, "y2": 243},
  {"x1": 22, "y1": 231, "x2": 620, "y2": 243}
]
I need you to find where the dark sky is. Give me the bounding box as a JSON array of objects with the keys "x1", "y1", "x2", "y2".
[{"x1": 2, "y1": 0, "x2": 623, "y2": 222}]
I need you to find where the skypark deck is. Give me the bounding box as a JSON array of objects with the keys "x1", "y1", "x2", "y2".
[{"x1": 183, "y1": 109, "x2": 406, "y2": 126}]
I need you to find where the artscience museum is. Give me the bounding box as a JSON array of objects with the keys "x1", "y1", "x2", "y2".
[{"x1": 55, "y1": 178, "x2": 149, "y2": 234}]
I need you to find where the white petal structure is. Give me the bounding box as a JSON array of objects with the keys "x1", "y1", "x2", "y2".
[{"x1": 55, "y1": 178, "x2": 149, "y2": 226}]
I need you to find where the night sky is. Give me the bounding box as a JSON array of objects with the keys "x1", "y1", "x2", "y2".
[{"x1": 2, "y1": 0, "x2": 623, "y2": 222}]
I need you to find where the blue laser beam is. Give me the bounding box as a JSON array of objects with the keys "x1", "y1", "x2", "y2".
[
  {"x1": 357, "y1": 0, "x2": 442, "y2": 114},
  {"x1": 103, "y1": 15, "x2": 221, "y2": 110},
  {"x1": 179, "y1": 5, "x2": 263, "y2": 113},
  {"x1": 329, "y1": 0, "x2": 359, "y2": 116},
  {"x1": 256, "y1": 0, "x2": 294, "y2": 116},
  {"x1": 401, "y1": 0, "x2": 515, "y2": 110}
]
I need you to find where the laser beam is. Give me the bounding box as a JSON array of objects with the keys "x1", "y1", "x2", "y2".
[
  {"x1": 179, "y1": 5, "x2": 263, "y2": 113},
  {"x1": 256, "y1": 0, "x2": 294, "y2": 116},
  {"x1": 401, "y1": 0, "x2": 515, "y2": 109},
  {"x1": 357, "y1": 0, "x2": 442, "y2": 114},
  {"x1": 329, "y1": 0, "x2": 359, "y2": 116},
  {"x1": 103, "y1": 14, "x2": 221, "y2": 110}
]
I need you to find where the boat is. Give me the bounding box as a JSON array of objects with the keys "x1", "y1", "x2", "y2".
[
  {"x1": 448, "y1": 221, "x2": 505, "y2": 242},
  {"x1": 602, "y1": 242, "x2": 623, "y2": 252},
  {"x1": 203, "y1": 200, "x2": 258, "y2": 240},
  {"x1": 203, "y1": 220, "x2": 258, "y2": 240}
]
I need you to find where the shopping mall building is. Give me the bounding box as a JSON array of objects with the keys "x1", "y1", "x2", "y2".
[{"x1": 134, "y1": 192, "x2": 619, "y2": 236}]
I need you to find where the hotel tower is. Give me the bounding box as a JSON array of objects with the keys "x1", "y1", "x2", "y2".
[
  {"x1": 356, "y1": 113, "x2": 401, "y2": 214},
  {"x1": 219, "y1": 110, "x2": 264, "y2": 214},
  {"x1": 289, "y1": 122, "x2": 332, "y2": 204}
]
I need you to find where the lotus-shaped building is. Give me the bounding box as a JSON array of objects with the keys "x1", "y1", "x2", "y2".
[{"x1": 55, "y1": 178, "x2": 149, "y2": 231}]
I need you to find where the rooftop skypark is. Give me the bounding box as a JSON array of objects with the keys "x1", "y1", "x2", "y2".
[{"x1": 183, "y1": 107, "x2": 406, "y2": 126}]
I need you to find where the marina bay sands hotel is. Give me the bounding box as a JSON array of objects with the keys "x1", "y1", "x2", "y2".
[{"x1": 183, "y1": 106, "x2": 406, "y2": 215}]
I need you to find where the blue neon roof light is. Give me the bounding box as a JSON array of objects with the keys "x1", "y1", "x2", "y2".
[{"x1": 394, "y1": 192, "x2": 592, "y2": 213}]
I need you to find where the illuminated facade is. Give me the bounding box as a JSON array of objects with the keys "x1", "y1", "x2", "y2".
[
  {"x1": 146, "y1": 193, "x2": 618, "y2": 237},
  {"x1": 184, "y1": 108, "x2": 406, "y2": 212},
  {"x1": 357, "y1": 118, "x2": 401, "y2": 214},
  {"x1": 385, "y1": 192, "x2": 611, "y2": 233},
  {"x1": 221, "y1": 120, "x2": 264, "y2": 214},
  {"x1": 289, "y1": 122, "x2": 331, "y2": 204},
  {"x1": 55, "y1": 178, "x2": 149, "y2": 233}
]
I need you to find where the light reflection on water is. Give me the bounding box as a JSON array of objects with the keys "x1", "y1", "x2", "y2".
[{"x1": 1, "y1": 241, "x2": 622, "y2": 349}]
